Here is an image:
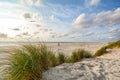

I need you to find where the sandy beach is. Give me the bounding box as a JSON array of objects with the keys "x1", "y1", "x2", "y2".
[
  {"x1": 0, "y1": 43, "x2": 120, "y2": 80},
  {"x1": 0, "y1": 43, "x2": 104, "y2": 79},
  {"x1": 0, "y1": 43, "x2": 105, "y2": 54},
  {"x1": 47, "y1": 43, "x2": 105, "y2": 56}
]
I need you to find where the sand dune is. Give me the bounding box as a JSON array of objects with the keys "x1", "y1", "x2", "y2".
[
  {"x1": 0, "y1": 43, "x2": 120, "y2": 80},
  {"x1": 43, "y1": 49, "x2": 120, "y2": 80}
]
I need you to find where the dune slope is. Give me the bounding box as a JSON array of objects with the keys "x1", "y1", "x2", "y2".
[{"x1": 43, "y1": 49, "x2": 120, "y2": 80}]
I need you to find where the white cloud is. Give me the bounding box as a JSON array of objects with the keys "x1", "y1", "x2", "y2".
[
  {"x1": 50, "y1": 15, "x2": 55, "y2": 21},
  {"x1": 85, "y1": 0, "x2": 100, "y2": 7},
  {"x1": 73, "y1": 8, "x2": 120, "y2": 29},
  {"x1": 20, "y1": 0, "x2": 42, "y2": 6},
  {"x1": 73, "y1": 13, "x2": 92, "y2": 28},
  {"x1": 23, "y1": 13, "x2": 32, "y2": 19},
  {"x1": 108, "y1": 36, "x2": 115, "y2": 39},
  {"x1": 0, "y1": 2, "x2": 48, "y2": 41},
  {"x1": 11, "y1": 28, "x2": 20, "y2": 31},
  {"x1": 22, "y1": 32, "x2": 29, "y2": 36},
  {"x1": 109, "y1": 28, "x2": 120, "y2": 33},
  {"x1": 84, "y1": 32, "x2": 94, "y2": 36},
  {"x1": 46, "y1": 3, "x2": 79, "y2": 18},
  {"x1": 0, "y1": 33, "x2": 8, "y2": 38},
  {"x1": 90, "y1": 0, "x2": 100, "y2": 6}
]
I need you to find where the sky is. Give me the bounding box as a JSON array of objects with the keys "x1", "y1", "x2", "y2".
[{"x1": 0, "y1": 0, "x2": 120, "y2": 42}]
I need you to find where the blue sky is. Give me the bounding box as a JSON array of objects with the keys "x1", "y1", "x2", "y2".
[{"x1": 0, "y1": 0, "x2": 120, "y2": 42}]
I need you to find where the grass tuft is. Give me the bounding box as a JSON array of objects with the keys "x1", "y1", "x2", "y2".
[
  {"x1": 93, "y1": 46, "x2": 107, "y2": 57},
  {"x1": 8, "y1": 44, "x2": 56, "y2": 80},
  {"x1": 94, "y1": 40, "x2": 120, "y2": 57},
  {"x1": 57, "y1": 52, "x2": 66, "y2": 64},
  {"x1": 67, "y1": 49, "x2": 92, "y2": 63}
]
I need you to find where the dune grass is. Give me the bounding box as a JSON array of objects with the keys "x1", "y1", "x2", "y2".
[
  {"x1": 93, "y1": 46, "x2": 107, "y2": 57},
  {"x1": 67, "y1": 49, "x2": 92, "y2": 63},
  {"x1": 8, "y1": 44, "x2": 58, "y2": 80},
  {"x1": 6, "y1": 44, "x2": 92, "y2": 80},
  {"x1": 94, "y1": 40, "x2": 120, "y2": 57},
  {"x1": 107, "y1": 40, "x2": 120, "y2": 48},
  {"x1": 57, "y1": 52, "x2": 66, "y2": 64}
]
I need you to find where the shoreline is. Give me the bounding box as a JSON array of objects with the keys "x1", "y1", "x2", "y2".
[{"x1": 0, "y1": 43, "x2": 106, "y2": 55}]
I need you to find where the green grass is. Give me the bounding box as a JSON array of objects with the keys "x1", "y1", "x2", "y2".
[
  {"x1": 67, "y1": 49, "x2": 92, "y2": 63},
  {"x1": 57, "y1": 52, "x2": 66, "y2": 64},
  {"x1": 94, "y1": 40, "x2": 120, "y2": 57},
  {"x1": 93, "y1": 46, "x2": 107, "y2": 57},
  {"x1": 7, "y1": 44, "x2": 58, "y2": 80},
  {"x1": 6, "y1": 44, "x2": 92, "y2": 80},
  {"x1": 107, "y1": 40, "x2": 120, "y2": 48}
]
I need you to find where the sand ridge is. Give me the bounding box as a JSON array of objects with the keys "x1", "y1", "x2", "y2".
[{"x1": 43, "y1": 49, "x2": 120, "y2": 80}]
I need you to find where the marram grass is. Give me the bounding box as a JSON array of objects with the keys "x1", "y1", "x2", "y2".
[
  {"x1": 6, "y1": 44, "x2": 92, "y2": 80},
  {"x1": 94, "y1": 40, "x2": 120, "y2": 57},
  {"x1": 67, "y1": 49, "x2": 92, "y2": 63},
  {"x1": 7, "y1": 44, "x2": 60, "y2": 80},
  {"x1": 57, "y1": 52, "x2": 66, "y2": 64},
  {"x1": 8, "y1": 44, "x2": 45, "y2": 80}
]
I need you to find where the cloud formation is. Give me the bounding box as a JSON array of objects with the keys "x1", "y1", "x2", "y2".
[
  {"x1": 50, "y1": 15, "x2": 55, "y2": 21},
  {"x1": 108, "y1": 27, "x2": 120, "y2": 40},
  {"x1": 23, "y1": 13, "x2": 32, "y2": 19},
  {"x1": 84, "y1": 32, "x2": 94, "y2": 36},
  {"x1": 20, "y1": 0, "x2": 42, "y2": 6},
  {"x1": 22, "y1": 32, "x2": 29, "y2": 36},
  {"x1": 11, "y1": 28, "x2": 20, "y2": 31},
  {"x1": 109, "y1": 28, "x2": 120, "y2": 33},
  {"x1": 0, "y1": 33, "x2": 8, "y2": 38},
  {"x1": 35, "y1": 24, "x2": 41, "y2": 27},
  {"x1": 85, "y1": 0, "x2": 100, "y2": 7},
  {"x1": 73, "y1": 8, "x2": 120, "y2": 29},
  {"x1": 73, "y1": 13, "x2": 91, "y2": 28}
]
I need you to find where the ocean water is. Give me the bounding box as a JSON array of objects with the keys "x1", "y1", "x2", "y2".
[
  {"x1": 0, "y1": 42, "x2": 21, "y2": 46},
  {"x1": 0, "y1": 42, "x2": 39, "y2": 46}
]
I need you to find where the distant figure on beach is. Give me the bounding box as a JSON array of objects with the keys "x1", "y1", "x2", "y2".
[{"x1": 58, "y1": 42, "x2": 60, "y2": 46}]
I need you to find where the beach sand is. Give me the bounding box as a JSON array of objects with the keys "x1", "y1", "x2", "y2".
[
  {"x1": 1, "y1": 43, "x2": 120, "y2": 80},
  {"x1": 43, "y1": 46, "x2": 120, "y2": 80},
  {"x1": 47, "y1": 43, "x2": 105, "y2": 56},
  {"x1": 0, "y1": 43, "x2": 104, "y2": 79}
]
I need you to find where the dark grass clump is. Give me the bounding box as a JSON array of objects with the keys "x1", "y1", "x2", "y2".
[
  {"x1": 67, "y1": 49, "x2": 92, "y2": 63},
  {"x1": 107, "y1": 40, "x2": 120, "y2": 48},
  {"x1": 94, "y1": 40, "x2": 120, "y2": 57},
  {"x1": 93, "y1": 46, "x2": 107, "y2": 57},
  {"x1": 57, "y1": 53, "x2": 66, "y2": 64}
]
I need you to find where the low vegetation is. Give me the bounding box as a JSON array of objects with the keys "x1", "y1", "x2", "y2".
[
  {"x1": 6, "y1": 44, "x2": 92, "y2": 80},
  {"x1": 107, "y1": 40, "x2": 120, "y2": 48},
  {"x1": 67, "y1": 49, "x2": 92, "y2": 63},
  {"x1": 8, "y1": 44, "x2": 47, "y2": 80},
  {"x1": 94, "y1": 40, "x2": 120, "y2": 57},
  {"x1": 57, "y1": 53, "x2": 66, "y2": 64}
]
